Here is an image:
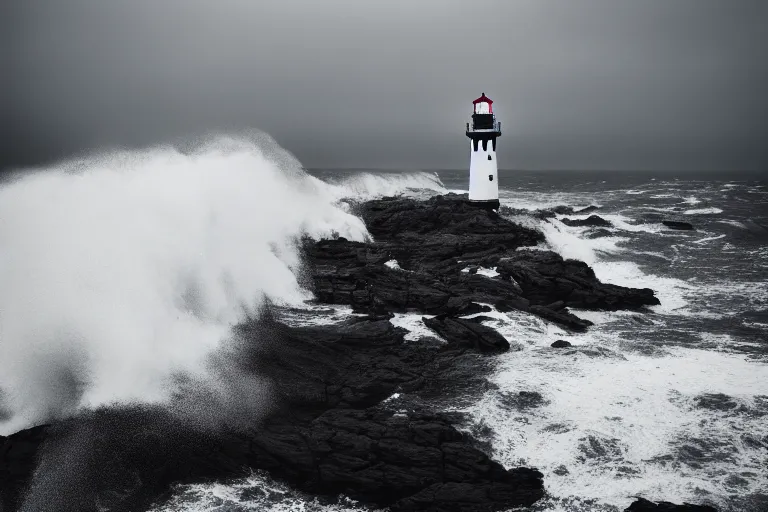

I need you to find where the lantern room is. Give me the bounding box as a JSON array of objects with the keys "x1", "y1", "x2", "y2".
[
  {"x1": 472, "y1": 93, "x2": 493, "y2": 114},
  {"x1": 468, "y1": 92, "x2": 500, "y2": 132}
]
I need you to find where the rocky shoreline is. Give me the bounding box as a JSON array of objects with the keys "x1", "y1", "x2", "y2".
[{"x1": 0, "y1": 193, "x2": 716, "y2": 511}]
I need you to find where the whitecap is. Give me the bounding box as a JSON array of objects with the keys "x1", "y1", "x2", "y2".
[
  {"x1": 716, "y1": 220, "x2": 746, "y2": 229},
  {"x1": 683, "y1": 208, "x2": 723, "y2": 215},
  {"x1": 461, "y1": 266, "x2": 500, "y2": 277},
  {"x1": 390, "y1": 313, "x2": 440, "y2": 342},
  {"x1": 384, "y1": 259, "x2": 402, "y2": 270},
  {"x1": 691, "y1": 234, "x2": 726, "y2": 245},
  {"x1": 151, "y1": 471, "x2": 379, "y2": 511},
  {"x1": 325, "y1": 171, "x2": 447, "y2": 201},
  {"x1": 466, "y1": 347, "x2": 768, "y2": 510}
]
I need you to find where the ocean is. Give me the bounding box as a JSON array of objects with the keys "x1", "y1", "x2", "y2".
[{"x1": 1, "y1": 137, "x2": 766, "y2": 511}]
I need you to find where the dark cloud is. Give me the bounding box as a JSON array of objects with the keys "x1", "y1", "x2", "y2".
[{"x1": 2, "y1": 0, "x2": 767, "y2": 171}]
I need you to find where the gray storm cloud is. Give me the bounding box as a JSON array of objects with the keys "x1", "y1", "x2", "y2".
[{"x1": 2, "y1": 0, "x2": 767, "y2": 172}]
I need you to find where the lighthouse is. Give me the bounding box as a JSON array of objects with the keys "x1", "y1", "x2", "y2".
[{"x1": 466, "y1": 93, "x2": 501, "y2": 210}]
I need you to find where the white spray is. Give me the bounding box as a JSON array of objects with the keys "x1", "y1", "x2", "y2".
[{"x1": 0, "y1": 133, "x2": 380, "y2": 434}]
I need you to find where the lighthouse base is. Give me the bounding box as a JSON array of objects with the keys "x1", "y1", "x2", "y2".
[{"x1": 468, "y1": 199, "x2": 500, "y2": 211}]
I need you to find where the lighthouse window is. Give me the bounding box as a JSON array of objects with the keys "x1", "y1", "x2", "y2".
[
  {"x1": 487, "y1": 155, "x2": 492, "y2": 161},
  {"x1": 489, "y1": 175, "x2": 494, "y2": 181}
]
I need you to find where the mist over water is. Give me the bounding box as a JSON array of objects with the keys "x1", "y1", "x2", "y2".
[{"x1": 0, "y1": 133, "x2": 393, "y2": 434}]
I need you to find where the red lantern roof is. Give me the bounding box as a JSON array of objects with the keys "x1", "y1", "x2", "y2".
[{"x1": 472, "y1": 93, "x2": 493, "y2": 105}]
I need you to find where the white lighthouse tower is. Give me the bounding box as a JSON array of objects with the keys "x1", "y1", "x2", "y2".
[{"x1": 466, "y1": 93, "x2": 501, "y2": 210}]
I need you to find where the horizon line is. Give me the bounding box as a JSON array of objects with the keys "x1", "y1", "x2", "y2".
[{"x1": 305, "y1": 167, "x2": 764, "y2": 173}]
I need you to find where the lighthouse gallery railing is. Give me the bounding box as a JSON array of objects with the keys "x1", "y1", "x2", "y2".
[{"x1": 466, "y1": 120, "x2": 501, "y2": 133}]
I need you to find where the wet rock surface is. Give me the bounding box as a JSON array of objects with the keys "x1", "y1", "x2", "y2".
[
  {"x1": 624, "y1": 497, "x2": 717, "y2": 511},
  {"x1": 311, "y1": 194, "x2": 658, "y2": 330},
  {"x1": 663, "y1": 220, "x2": 695, "y2": 230},
  {"x1": 1, "y1": 193, "x2": 665, "y2": 512},
  {"x1": 252, "y1": 408, "x2": 543, "y2": 512},
  {"x1": 423, "y1": 315, "x2": 510, "y2": 353},
  {"x1": 561, "y1": 215, "x2": 613, "y2": 227},
  {"x1": 0, "y1": 425, "x2": 49, "y2": 509}
]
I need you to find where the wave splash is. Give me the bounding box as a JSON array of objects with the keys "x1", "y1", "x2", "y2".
[
  {"x1": 324, "y1": 171, "x2": 446, "y2": 200},
  {"x1": 0, "y1": 133, "x2": 436, "y2": 434}
]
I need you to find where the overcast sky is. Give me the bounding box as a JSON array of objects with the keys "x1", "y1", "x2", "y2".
[{"x1": 2, "y1": 0, "x2": 767, "y2": 172}]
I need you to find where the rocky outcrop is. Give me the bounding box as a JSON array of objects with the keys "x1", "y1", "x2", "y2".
[
  {"x1": 310, "y1": 194, "x2": 658, "y2": 331},
  {"x1": 624, "y1": 497, "x2": 717, "y2": 511},
  {"x1": 495, "y1": 250, "x2": 659, "y2": 311},
  {"x1": 361, "y1": 194, "x2": 544, "y2": 249},
  {"x1": 423, "y1": 315, "x2": 510, "y2": 353},
  {"x1": 551, "y1": 339, "x2": 572, "y2": 348},
  {"x1": 663, "y1": 220, "x2": 695, "y2": 230},
  {"x1": 561, "y1": 215, "x2": 612, "y2": 227}
]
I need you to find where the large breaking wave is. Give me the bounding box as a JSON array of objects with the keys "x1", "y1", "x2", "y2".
[{"x1": 0, "y1": 133, "x2": 443, "y2": 435}]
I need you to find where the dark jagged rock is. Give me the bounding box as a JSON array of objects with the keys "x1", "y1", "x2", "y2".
[
  {"x1": 361, "y1": 194, "x2": 543, "y2": 245},
  {"x1": 311, "y1": 253, "x2": 483, "y2": 316},
  {"x1": 359, "y1": 194, "x2": 544, "y2": 272},
  {"x1": 494, "y1": 296, "x2": 531, "y2": 313},
  {"x1": 529, "y1": 305, "x2": 594, "y2": 331},
  {"x1": 224, "y1": 315, "x2": 543, "y2": 510},
  {"x1": 561, "y1": 215, "x2": 612, "y2": 227},
  {"x1": 662, "y1": 220, "x2": 695, "y2": 230},
  {"x1": 624, "y1": 497, "x2": 717, "y2": 511},
  {"x1": 423, "y1": 315, "x2": 510, "y2": 353},
  {"x1": 551, "y1": 339, "x2": 572, "y2": 348},
  {"x1": 496, "y1": 250, "x2": 660, "y2": 311},
  {"x1": 252, "y1": 408, "x2": 543, "y2": 512},
  {"x1": 0, "y1": 425, "x2": 50, "y2": 510},
  {"x1": 452, "y1": 273, "x2": 524, "y2": 303},
  {"x1": 309, "y1": 196, "x2": 658, "y2": 330},
  {"x1": 239, "y1": 316, "x2": 418, "y2": 412}
]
